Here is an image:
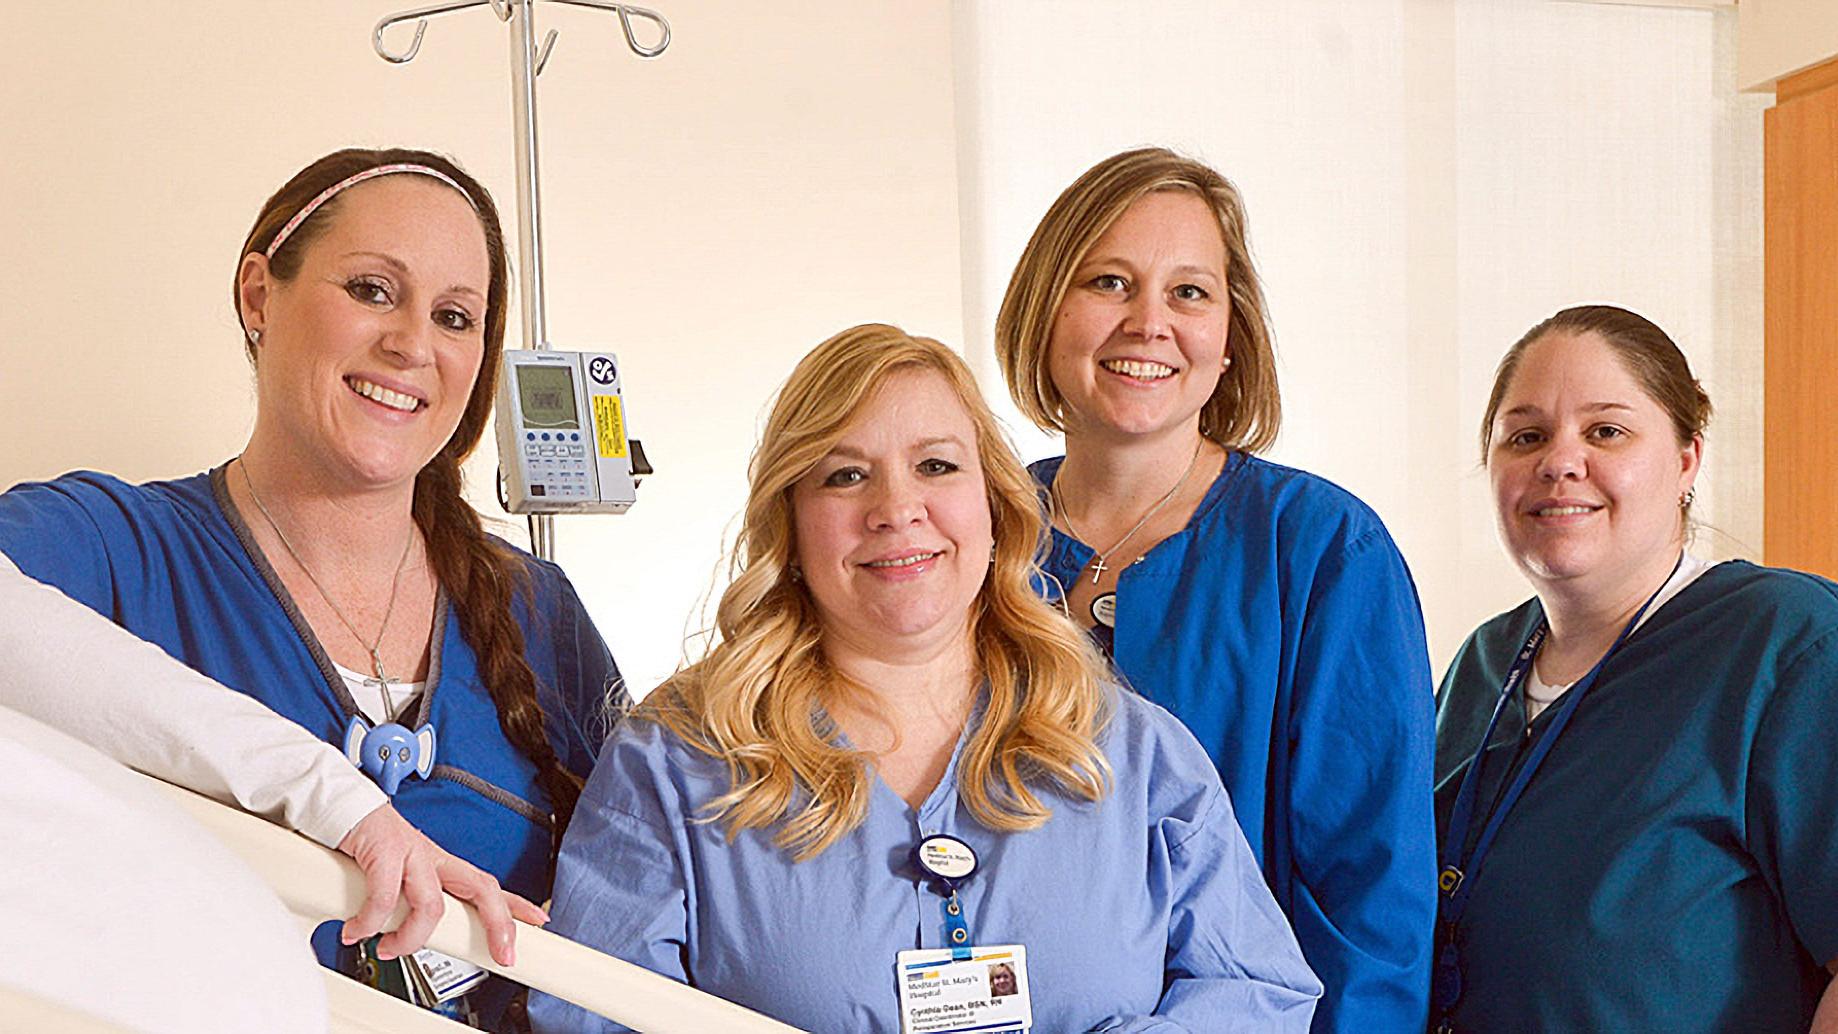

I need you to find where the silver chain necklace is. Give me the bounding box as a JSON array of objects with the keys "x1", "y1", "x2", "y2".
[
  {"x1": 238, "y1": 459, "x2": 417, "y2": 689},
  {"x1": 1051, "y1": 438, "x2": 1205, "y2": 585}
]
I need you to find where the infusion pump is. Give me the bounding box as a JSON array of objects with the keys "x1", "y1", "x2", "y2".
[{"x1": 494, "y1": 349, "x2": 648, "y2": 514}]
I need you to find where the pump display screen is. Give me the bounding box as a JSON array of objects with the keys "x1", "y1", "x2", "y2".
[{"x1": 517, "y1": 365, "x2": 580, "y2": 429}]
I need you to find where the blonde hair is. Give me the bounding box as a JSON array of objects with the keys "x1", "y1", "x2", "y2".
[
  {"x1": 640, "y1": 324, "x2": 1113, "y2": 860},
  {"x1": 995, "y1": 146, "x2": 1281, "y2": 452}
]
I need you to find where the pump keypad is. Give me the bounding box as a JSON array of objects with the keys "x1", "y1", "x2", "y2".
[{"x1": 523, "y1": 432, "x2": 592, "y2": 500}]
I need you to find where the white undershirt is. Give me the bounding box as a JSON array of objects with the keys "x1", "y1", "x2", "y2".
[
  {"x1": 1524, "y1": 553, "x2": 1716, "y2": 720},
  {"x1": 332, "y1": 661, "x2": 426, "y2": 726}
]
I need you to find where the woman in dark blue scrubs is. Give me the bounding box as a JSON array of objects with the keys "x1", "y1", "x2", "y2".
[
  {"x1": 1434, "y1": 305, "x2": 1838, "y2": 1032},
  {"x1": 0, "y1": 148, "x2": 622, "y2": 1026}
]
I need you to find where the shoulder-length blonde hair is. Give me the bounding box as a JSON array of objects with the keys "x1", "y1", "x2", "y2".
[
  {"x1": 640, "y1": 324, "x2": 1113, "y2": 860},
  {"x1": 995, "y1": 146, "x2": 1281, "y2": 453}
]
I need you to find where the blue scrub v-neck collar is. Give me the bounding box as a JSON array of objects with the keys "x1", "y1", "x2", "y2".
[
  {"x1": 208, "y1": 462, "x2": 450, "y2": 728},
  {"x1": 1034, "y1": 449, "x2": 1249, "y2": 574},
  {"x1": 826, "y1": 685, "x2": 987, "y2": 822}
]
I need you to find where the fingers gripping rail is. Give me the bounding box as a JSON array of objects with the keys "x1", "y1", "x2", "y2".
[{"x1": 146, "y1": 776, "x2": 807, "y2": 1034}]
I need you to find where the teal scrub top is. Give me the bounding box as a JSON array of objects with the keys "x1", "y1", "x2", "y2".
[{"x1": 1434, "y1": 561, "x2": 1838, "y2": 1032}]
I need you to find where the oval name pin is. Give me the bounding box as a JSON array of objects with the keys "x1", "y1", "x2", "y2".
[
  {"x1": 913, "y1": 833, "x2": 978, "y2": 888},
  {"x1": 1090, "y1": 592, "x2": 1117, "y2": 629}
]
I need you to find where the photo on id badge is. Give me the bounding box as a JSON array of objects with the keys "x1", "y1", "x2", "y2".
[{"x1": 895, "y1": 944, "x2": 1032, "y2": 1033}]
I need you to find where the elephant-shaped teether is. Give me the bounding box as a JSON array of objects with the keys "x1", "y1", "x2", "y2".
[{"x1": 343, "y1": 716, "x2": 436, "y2": 796}]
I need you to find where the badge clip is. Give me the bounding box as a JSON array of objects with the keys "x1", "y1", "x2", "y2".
[{"x1": 343, "y1": 715, "x2": 437, "y2": 796}]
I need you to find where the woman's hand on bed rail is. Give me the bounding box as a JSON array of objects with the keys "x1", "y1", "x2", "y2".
[{"x1": 337, "y1": 802, "x2": 550, "y2": 966}]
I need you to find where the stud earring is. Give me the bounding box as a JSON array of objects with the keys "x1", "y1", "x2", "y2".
[
  {"x1": 787, "y1": 562, "x2": 803, "y2": 582},
  {"x1": 247, "y1": 327, "x2": 262, "y2": 346},
  {"x1": 1680, "y1": 488, "x2": 1696, "y2": 509},
  {"x1": 1221, "y1": 356, "x2": 1233, "y2": 371}
]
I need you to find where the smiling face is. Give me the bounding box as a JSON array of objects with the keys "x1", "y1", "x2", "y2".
[
  {"x1": 1046, "y1": 190, "x2": 1230, "y2": 444},
  {"x1": 239, "y1": 176, "x2": 489, "y2": 490},
  {"x1": 1488, "y1": 330, "x2": 1701, "y2": 596},
  {"x1": 790, "y1": 367, "x2": 995, "y2": 659}
]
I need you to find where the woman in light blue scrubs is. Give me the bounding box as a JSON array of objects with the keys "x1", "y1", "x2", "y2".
[
  {"x1": 1433, "y1": 305, "x2": 1838, "y2": 1032},
  {"x1": 531, "y1": 324, "x2": 1321, "y2": 1033},
  {"x1": 995, "y1": 147, "x2": 1436, "y2": 1034}
]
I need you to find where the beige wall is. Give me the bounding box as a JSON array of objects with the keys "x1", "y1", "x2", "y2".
[
  {"x1": 2, "y1": 2, "x2": 1773, "y2": 689},
  {"x1": 955, "y1": 0, "x2": 1764, "y2": 672},
  {"x1": 0, "y1": 1, "x2": 963, "y2": 695},
  {"x1": 1739, "y1": 0, "x2": 1838, "y2": 89}
]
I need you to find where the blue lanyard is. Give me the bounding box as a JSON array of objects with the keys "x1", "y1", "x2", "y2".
[
  {"x1": 1432, "y1": 559, "x2": 1680, "y2": 1030},
  {"x1": 1438, "y1": 555, "x2": 1681, "y2": 924}
]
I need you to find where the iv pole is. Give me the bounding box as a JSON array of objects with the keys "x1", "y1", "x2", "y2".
[
  {"x1": 508, "y1": 0, "x2": 555, "y2": 558},
  {"x1": 371, "y1": 0, "x2": 670, "y2": 560}
]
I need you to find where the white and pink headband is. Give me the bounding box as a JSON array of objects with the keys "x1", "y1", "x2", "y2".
[{"x1": 264, "y1": 163, "x2": 478, "y2": 259}]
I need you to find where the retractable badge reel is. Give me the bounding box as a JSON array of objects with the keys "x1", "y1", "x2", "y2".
[
  {"x1": 343, "y1": 715, "x2": 436, "y2": 796},
  {"x1": 912, "y1": 834, "x2": 979, "y2": 960},
  {"x1": 896, "y1": 834, "x2": 1032, "y2": 1034}
]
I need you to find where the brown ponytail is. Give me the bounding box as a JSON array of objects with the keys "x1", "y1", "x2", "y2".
[
  {"x1": 239, "y1": 148, "x2": 584, "y2": 859},
  {"x1": 414, "y1": 453, "x2": 583, "y2": 844}
]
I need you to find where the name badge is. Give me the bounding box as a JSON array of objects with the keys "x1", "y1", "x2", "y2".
[
  {"x1": 895, "y1": 945, "x2": 1031, "y2": 1034},
  {"x1": 411, "y1": 948, "x2": 488, "y2": 1003}
]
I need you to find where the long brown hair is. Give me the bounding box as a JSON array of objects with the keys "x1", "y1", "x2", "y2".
[
  {"x1": 642, "y1": 325, "x2": 1113, "y2": 861},
  {"x1": 996, "y1": 146, "x2": 1281, "y2": 452},
  {"x1": 236, "y1": 148, "x2": 584, "y2": 848}
]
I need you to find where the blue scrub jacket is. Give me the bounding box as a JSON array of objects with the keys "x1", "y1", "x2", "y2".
[{"x1": 1034, "y1": 453, "x2": 1438, "y2": 1034}]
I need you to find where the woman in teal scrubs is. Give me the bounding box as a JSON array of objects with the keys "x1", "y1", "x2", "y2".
[{"x1": 1434, "y1": 305, "x2": 1838, "y2": 1032}]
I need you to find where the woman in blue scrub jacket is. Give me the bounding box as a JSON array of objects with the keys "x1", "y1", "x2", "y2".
[
  {"x1": 0, "y1": 148, "x2": 622, "y2": 1026},
  {"x1": 530, "y1": 325, "x2": 1322, "y2": 1033},
  {"x1": 994, "y1": 147, "x2": 1436, "y2": 1033},
  {"x1": 1433, "y1": 305, "x2": 1838, "y2": 1032}
]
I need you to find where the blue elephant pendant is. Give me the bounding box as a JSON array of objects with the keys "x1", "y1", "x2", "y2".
[{"x1": 343, "y1": 716, "x2": 437, "y2": 796}]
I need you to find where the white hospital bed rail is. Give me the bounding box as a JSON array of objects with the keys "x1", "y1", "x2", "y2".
[{"x1": 148, "y1": 775, "x2": 805, "y2": 1034}]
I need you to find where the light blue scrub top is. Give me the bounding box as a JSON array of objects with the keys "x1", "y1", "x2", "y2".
[{"x1": 529, "y1": 687, "x2": 1322, "y2": 1033}]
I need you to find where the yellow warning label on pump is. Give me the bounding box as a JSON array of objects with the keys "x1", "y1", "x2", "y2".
[{"x1": 592, "y1": 396, "x2": 628, "y2": 459}]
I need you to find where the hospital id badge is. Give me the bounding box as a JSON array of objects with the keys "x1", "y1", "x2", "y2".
[
  {"x1": 411, "y1": 948, "x2": 487, "y2": 1003},
  {"x1": 895, "y1": 944, "x2": 1031, "y2": 1033}
]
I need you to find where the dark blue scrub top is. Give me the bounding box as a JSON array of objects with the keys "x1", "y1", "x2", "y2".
[{"x1": 0, "y1": 468, "x2": 624, "y2": 1022}]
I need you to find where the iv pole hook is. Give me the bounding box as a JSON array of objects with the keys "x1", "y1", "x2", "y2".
[
  {"x1": 373, "y1": 0, "x2": 509, "y2": 64},
  {"x1": 544, "y1": 0, "x2": 671, "y2": 59}
]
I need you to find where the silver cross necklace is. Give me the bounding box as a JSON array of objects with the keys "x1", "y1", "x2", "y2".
[
  {"x1": 1051, "y1": 437, "x2": 1204, "y2": 585},
  {"x1": 239, "y1": 459, "x2": 417, "y2": 689}
]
